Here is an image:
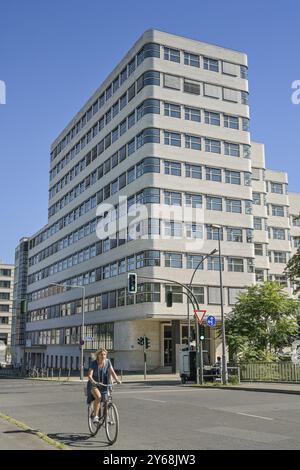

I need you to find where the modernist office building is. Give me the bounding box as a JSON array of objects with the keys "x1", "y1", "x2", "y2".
[
  {"x1": 0, "y1": 262, "x2": 14, "y2": 361},
  {"x1": 13, "y1": 30, "x2": 300, "y2": 371}
]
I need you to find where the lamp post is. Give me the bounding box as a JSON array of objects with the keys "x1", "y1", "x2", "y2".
[
  {"x1": 211, "y1": 225, "x2": 228, "y2": 385},
  {"x1": 50, "y1": 282, "x2": 86, "y2": 380},
  {"x1": 187, "y1": 249, "x2": 218, "y2": 384}
]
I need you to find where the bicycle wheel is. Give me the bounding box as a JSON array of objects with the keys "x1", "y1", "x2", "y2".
[
  {"x1": 105, "y1": 403, "x2": 119, "y2": 445},
  {"x1": 88, "y1": 402, "x2": 100, "y2": 436}
]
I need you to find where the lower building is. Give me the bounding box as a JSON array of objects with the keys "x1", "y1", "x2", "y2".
[{"x1": 0, "y1": 262, "x2": 14, "y2": 363}]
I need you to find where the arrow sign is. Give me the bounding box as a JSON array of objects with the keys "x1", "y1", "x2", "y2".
[{"x1": 206, "y1": 315, "x2": 216, "y2": 327}]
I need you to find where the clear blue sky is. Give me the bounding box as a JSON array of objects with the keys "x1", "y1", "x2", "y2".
[{"x1": 0, "y1": 0, "x2": 299, "y2": 263}]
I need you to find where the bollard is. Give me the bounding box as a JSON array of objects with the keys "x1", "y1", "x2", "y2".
[
  {"x1": 68, "y1": 368, "x2": 70, "y2": 381},
  {"x1": 58, "y1": 368, "x2": 61, "y2": 381},
  {"x1": 51, "y1": 368, "x2": 53, "y2": 380},
  {"x1": 46, "y1": 368, "x2": 49, "y2": 378},
  {"x1": 237, "y1": 365, "x2": 241, "y2": 384}
]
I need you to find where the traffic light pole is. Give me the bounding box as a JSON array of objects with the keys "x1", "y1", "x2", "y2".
[{"x1": 143, "y1": 334, "x2": 147, "y2": 380}]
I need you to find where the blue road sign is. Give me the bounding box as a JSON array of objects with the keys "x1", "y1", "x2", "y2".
[{"x1": 206, "y1": 315, "x2": 216, "y2": 327}]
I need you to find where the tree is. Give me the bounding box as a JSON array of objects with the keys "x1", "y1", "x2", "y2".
[
  {"x1": 225, "y1": 282, "x2": 299, "y2": 362},
  {"x1": 285, "y1": 214, "x2": 300, "y2": 295}
]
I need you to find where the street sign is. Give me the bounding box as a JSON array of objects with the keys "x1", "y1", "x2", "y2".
[
  {"x1": 206, "y1": 315, "x2": 216, "y2": 327},
  {"x1": 84, "y1": 337, "x2": 94, "y2": 341}
]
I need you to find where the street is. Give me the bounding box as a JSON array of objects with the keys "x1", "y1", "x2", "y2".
[{"x1": 1, "y1": 378, "x2": 300, "y2": 450}]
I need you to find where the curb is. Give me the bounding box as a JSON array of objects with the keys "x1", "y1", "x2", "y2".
[
  {"x1": 190, "y1": 385, "x2": 300, "y2": 396},
  {"x1": 0, "y1": 412, "x2": 71, "y2": 450}
]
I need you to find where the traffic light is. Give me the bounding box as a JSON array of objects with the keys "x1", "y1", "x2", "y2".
[
  {"x1": 137, "y1": 336, "x2": 144, "y2": 346},
  {"x1": 145, "y1": 337, "x2": 151, "y2": 349},
  {"x1": 166, "y1": 291, "x2": 173, "y2": 307},
  {"x1": 128, "y1": 273, "x2": 137, "y2": 294},
  {"x1": 199, "y1": 324, "x2": 205, "y2": 341},
  {"x1": 20, "y1": 300, "x2": 27, "y2": 314}
]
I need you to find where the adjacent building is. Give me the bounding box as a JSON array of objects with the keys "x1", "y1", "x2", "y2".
[
  {"x1": 0, "y1": 262, "x2": 14, "y2": 363},
  {"x1": 12, "y1": 30, "x2": 300, "y2": 372}
]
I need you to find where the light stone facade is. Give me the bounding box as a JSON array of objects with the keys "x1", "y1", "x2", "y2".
[{"x1": 13, "y1": 30, "x2": 300, "y2": 372}]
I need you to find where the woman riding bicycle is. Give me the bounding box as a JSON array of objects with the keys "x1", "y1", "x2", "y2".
[{"x1": 87, "y1": 348, "x2": 121, "y2": 423}]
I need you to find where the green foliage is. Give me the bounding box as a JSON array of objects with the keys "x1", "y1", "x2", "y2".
[
  {"x1": 225, "y1": 282, "x2": 299, "y2": 362},
  {"x1": 285, "y1": 235, "x2": 300, "y2": 295}
]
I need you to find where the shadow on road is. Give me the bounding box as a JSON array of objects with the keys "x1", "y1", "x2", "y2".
[{"x1": 47, "y1": 432, "x2": 111, "y2": 448}]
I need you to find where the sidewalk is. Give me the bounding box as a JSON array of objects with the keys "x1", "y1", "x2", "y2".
[
  {"x1": 22, "y1": 373, "x2": 300, "y2": 394},
  {"x1": 0, "y1": 417, "x2": 58, "y2": 450}
]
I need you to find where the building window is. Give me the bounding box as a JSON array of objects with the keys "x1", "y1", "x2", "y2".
[
  {"x1": 272, "y1": 205, "x2": 285, "y2": 217},
  {"x1": 224, "y1": 142, "x2": 240, "y2": 157},
  {"x1": 164, "y1": 161, "x2": 181, "y2": 176},
  {"x1": 225, "y1": 170, "x2": 241, "y2": 185},
  {"x1": 208, "y1": 256, "x2": 224, "y2": 271},
  {"x1": 226, "y1": 199, "x2": 242, "y2": 213},
  {"x1": 183, "y1": 80, "x2": 201, "y2": 95},
  {"x1": 185, "y1": 164, "x2": 202, "y2": 179},
  {"x1": 228, "y1": 258, "x2": 244, "y2": 272},
  {"x1": 205, "y1": 138, "x2": 221, "y2": 154},
  {"x1": 253, "y1": 192, "x2": 261, "y2": 205},
  {"x1": 227, "y1": 228, "x2": 243, "y2": 242},
  {"x1": 165, "y1": 285, "x2": 183, "y2": 303},
  {"x1": 184, "y1": 52, "x2": 200, "y2": 67},
  {"x1": 164, "y1": 47, "x2": 180, "y2": 62},
  {"x1": 273, "y1": 228, "x2": 285, "y2": 240},
  {"x1": 274, "y1": 252, "x2": 287, "y2": 263},
  {"x1": 165, "y1": 253, "x2": 182, "y2": 268},
  {"x1": 185, "y1": 107, "x2": 201, "y2": 122},
  {"x1": 224, "y1": 115, "x2": 239, "y2": 129},
  {"x1": 185, "y1": 134, "x2": 201, "y2": 150},
  {"x1": 206, "y1": 225, "x2": 223, "y2": 240},
  {"x1": 270, "y1": 182, "x2": 283, "y2": 194},
  {"x1": 254, "y1": 244, "x2": 264, "y2": 256},
  {"x1": 164, "y1": 131, "x2": 181, "y2": 147},
  {"x1": 164, "y1": 221, "x2": 182, "y2": 238},
  {"x1": 187, "y1": 255, "x2": 204, "y2": 270},
  {"x1": 185, "y1": 193, "x2": 202, "y2": 208},
  {"x1": 164, "y1": 191, "x2": 182, "y2": 206},
  {"x1": 185, "y1": 223, "x2": 203, "y2": 239},
  {"x1": 206, "y1": 167, "x2": 222, "y2": 182},
  {"x1": 164, "y1": 102, "x2": 181, "y2": 118},
  {"x1": 204, "y1": 111, "x2": 220, "y2": 126},
  {"x1": 242, "y1": 117, "x2": 250, "y2": 131},
  {"x1": 254, "y1": 217, "x2": 263, "y2": 230},
  {"x1": 203, "y1": 57, "x2": 219, "y2": 72},
  {"x1": 206, "y1": 196, "x2": 222, "y2": 211}
]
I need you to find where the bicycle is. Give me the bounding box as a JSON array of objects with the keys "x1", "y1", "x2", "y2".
[{"x1": 87, "y1": 381, "x2": 120, "y2": 444}]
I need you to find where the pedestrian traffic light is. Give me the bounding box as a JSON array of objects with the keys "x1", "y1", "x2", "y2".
[
  {"x1": 199, "y1": 324, "x2": 205, "y2": 341},
  {"x1": 145, "y1": 337, "x2": 151, "y2": 349},
  {"x1": 128, "y1": 273, "x2": 137, "y2": 293},
  {"x1": 166, "y1": 291, "x2": 173, "y2": 307},
  {"x1": 137, "y1": 336, "x2": 144, "y2": 346}
]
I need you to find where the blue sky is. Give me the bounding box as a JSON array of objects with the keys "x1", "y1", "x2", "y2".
[{"x1": 0, "y1": 0, "x2": 299, "y2": 263}]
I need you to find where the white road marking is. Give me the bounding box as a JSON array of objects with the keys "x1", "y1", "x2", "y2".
[
  {"x1": 135, "y1": 397, "x2": 166, "y2": 403},
  {"x1": 236, "y1": 412, "x2": 273, "y2": 421}
]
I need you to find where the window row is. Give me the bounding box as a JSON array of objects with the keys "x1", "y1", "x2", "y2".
[
  {"x1": 164, "y1": 102, "x2": 249, "y2": 131},
  {"x1": 51, "y1": 42, "x2": 160, "y2": 161},
  {"x1": 50, "y1": 70, "x2": 160, "y2": 180},
  {"x1": 163, "y1": 46, "x2": 247, "y2": 79},
  {"x1": 163, "y1": 72, "x2": 248, "y2": 105},
  {"x1": 26, "y1": 322, "x2": 114, "y2": 351}
]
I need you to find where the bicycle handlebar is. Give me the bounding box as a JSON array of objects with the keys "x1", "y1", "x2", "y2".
[{"x1": 94, "y1": 380, "x2": 121, "y2": 387}]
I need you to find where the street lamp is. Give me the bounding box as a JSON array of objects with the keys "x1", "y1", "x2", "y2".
[
  {"x1": 50, "y1": 282, "x2": 86, "y2": 381},
  {"x1": 186, "y1": 249, "x2": 218, "y2": 385},
  {"x1": 211, "y1": 225, "x2": 228, "y2": 385}
]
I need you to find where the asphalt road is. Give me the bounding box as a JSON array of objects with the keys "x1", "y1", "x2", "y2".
[{"x1": 1, "y1": 378, "x2": 300, "y2": 450}]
